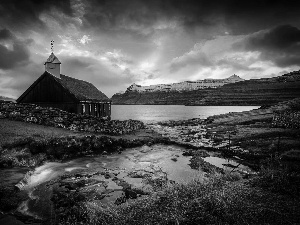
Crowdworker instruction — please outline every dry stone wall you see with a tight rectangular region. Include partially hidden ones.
[0,101,145,135]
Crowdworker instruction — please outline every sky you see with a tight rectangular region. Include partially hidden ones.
[1,0,300,98]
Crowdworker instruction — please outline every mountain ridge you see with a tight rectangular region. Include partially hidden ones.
[112,71,300,105]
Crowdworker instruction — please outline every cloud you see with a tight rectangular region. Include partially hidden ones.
[0,28,13,40]
[59,55,135,97]
[170,51,212,73]
[238,25,300,67]
[0,29,31,70]
[0,0,72,31]
[78,35,91,45]
[80,0,300,37]
[1,0,300,98]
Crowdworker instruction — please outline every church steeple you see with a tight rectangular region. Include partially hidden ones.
[44,40,61,77]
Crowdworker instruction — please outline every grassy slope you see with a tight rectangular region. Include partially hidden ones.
[0,119,162,148]
[0,119,86,147]
[206,98,300,156]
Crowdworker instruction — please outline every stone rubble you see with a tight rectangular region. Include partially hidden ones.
[148,119,250,155]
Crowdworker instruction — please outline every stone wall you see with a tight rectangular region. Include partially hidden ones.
[272,110,300,129]
[0,101,145,135]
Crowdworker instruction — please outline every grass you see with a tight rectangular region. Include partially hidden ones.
[0,119,165,168]
[0,119,162,148]
[0,119,83,147]
[52,172,300,225]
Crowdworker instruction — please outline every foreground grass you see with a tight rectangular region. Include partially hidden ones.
[0,119,84,147]
[0,119,162,147]
[52,171,300,225]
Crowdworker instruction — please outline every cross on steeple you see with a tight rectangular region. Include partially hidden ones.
[51,40,54,53]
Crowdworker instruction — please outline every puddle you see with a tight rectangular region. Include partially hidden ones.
[204,156,252,173]
[0,168,30,186]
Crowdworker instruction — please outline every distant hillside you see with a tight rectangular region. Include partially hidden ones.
[111,70,300,105]
[0,96,16,102]
[124,74,244,93]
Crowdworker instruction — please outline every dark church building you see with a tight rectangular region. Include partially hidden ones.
[17,53,111,118]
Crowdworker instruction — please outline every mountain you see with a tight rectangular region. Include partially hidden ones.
[111,71,300,106]
[124,74,244,93]
[0,96,16,102]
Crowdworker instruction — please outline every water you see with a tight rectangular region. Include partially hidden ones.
[204,156,252,173]
[12,145,205,218]
[19,145,203,190]
[111,105,260,123]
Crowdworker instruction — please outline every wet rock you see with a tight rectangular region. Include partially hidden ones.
[182,150,194,156]
[115,195,126,205]
[104,173,111,179]
[15,171,34,190]
[189,155,223,174]
[102,151,108,155]
[128,170,152,178]
[124,188,137,199]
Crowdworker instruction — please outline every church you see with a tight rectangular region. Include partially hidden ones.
[17,51,111,118]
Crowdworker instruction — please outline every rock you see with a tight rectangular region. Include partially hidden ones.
[104,173,111,179]
[115,195,126,205]
[182,150,194,156]
[124,188,137,199]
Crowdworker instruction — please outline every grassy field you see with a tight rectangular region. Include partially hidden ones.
[0,119,162,147]
[0,119,83,147]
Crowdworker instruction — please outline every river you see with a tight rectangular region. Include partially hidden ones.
[111,105,260,122]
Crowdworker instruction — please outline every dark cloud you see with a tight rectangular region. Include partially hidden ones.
[0,29,30,69]
[81,0,300,36]
[241,25,300,67]
[0,28,13,40]
[1,0,300,38]
[247,25,300,51]
[0,0,72,31]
